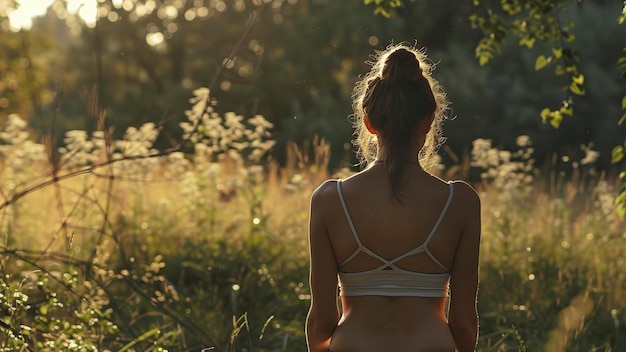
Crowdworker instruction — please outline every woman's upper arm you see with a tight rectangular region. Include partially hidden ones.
[449,182,481,316]
[308,181,340,320]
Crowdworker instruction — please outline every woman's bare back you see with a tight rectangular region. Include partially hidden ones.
[322,166,474,351]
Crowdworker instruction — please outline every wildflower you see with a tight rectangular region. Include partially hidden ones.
[486,149,499,167]
[227,148,242,161]
[167,152,190,175]
[189,87,210,104]
[248,165,264,177]
[472,138,492,150]
[92,130,106,149]
[0,114,28,144]
[139,122,159,145]
[516,135,531,147]
[180,171,199,199]
[580,144,600,165]
[248,114,274,136]
[230,141,249,151]
[205,162,221,178]
[63,130,88,146]
[498,150,511,164]
[224,112,244,128]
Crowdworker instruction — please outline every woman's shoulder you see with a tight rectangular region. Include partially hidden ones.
[448,179,481,208]
[428,175,478,198]
[311,179,340,204]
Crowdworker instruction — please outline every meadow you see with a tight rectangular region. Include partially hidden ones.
[0,89,625,351]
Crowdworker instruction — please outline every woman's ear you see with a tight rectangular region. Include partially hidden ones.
[364,115,377,135]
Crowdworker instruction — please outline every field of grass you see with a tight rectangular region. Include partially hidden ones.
[1,91,625,351]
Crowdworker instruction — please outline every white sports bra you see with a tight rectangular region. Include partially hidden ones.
[336,180,454,297]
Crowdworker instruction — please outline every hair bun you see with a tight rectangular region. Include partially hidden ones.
[382,48,422,82]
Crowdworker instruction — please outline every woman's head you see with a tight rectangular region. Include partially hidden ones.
[352,43,449,198]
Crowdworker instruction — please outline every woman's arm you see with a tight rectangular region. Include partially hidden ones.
[306,181,340,352]
[448,182,481,352]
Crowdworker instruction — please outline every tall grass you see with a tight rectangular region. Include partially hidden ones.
[0,90,624,351]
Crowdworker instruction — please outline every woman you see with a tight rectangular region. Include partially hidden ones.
[306,44,481,352]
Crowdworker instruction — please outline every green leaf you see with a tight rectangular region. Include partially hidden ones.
[572,74,584,85]
[519,35,535,49]
[612,145,624,164]
[560,105,573,116]
[535,55,550,70]
[569,82,585,96]
[555,65,565,75]
[615,191,626,218]
[549,111,563,128]
[373,7,391,17]
[540,108,563,128]
[479,54,490,66]
[552,47,563,59]
[622,95,626,109]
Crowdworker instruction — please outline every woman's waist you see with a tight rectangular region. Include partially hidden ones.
[331,311,454,352]
[340,296,447,326]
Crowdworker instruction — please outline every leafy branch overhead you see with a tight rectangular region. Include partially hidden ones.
[469,0,585,129]
[363,0,403,18]
[611,2,626,217]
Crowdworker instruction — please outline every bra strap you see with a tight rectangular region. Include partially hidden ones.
[337,180,363,266]
[422,182,454,246]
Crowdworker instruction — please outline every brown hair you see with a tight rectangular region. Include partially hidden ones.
[352,43,449,199]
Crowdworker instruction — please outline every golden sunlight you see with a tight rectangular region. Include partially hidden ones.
[7,0,97,31]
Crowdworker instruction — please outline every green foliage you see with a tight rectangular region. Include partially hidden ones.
[0,270,118,351]
[470,0,584,127]
[467,0,626,217]
[614,7,626,217]
[539,101,573,129]
[0,29,55,122]
[613,139,626,217]
[364,0,403,17]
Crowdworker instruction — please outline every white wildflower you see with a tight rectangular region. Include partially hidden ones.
[167,152,190,175]
[486,149,499,167]
[498,150,511,163]
[190,87,210,104]
[580,144,600,165]
[516,135,531,147]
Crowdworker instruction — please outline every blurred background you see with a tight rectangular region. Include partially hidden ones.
[0,0,624,174]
